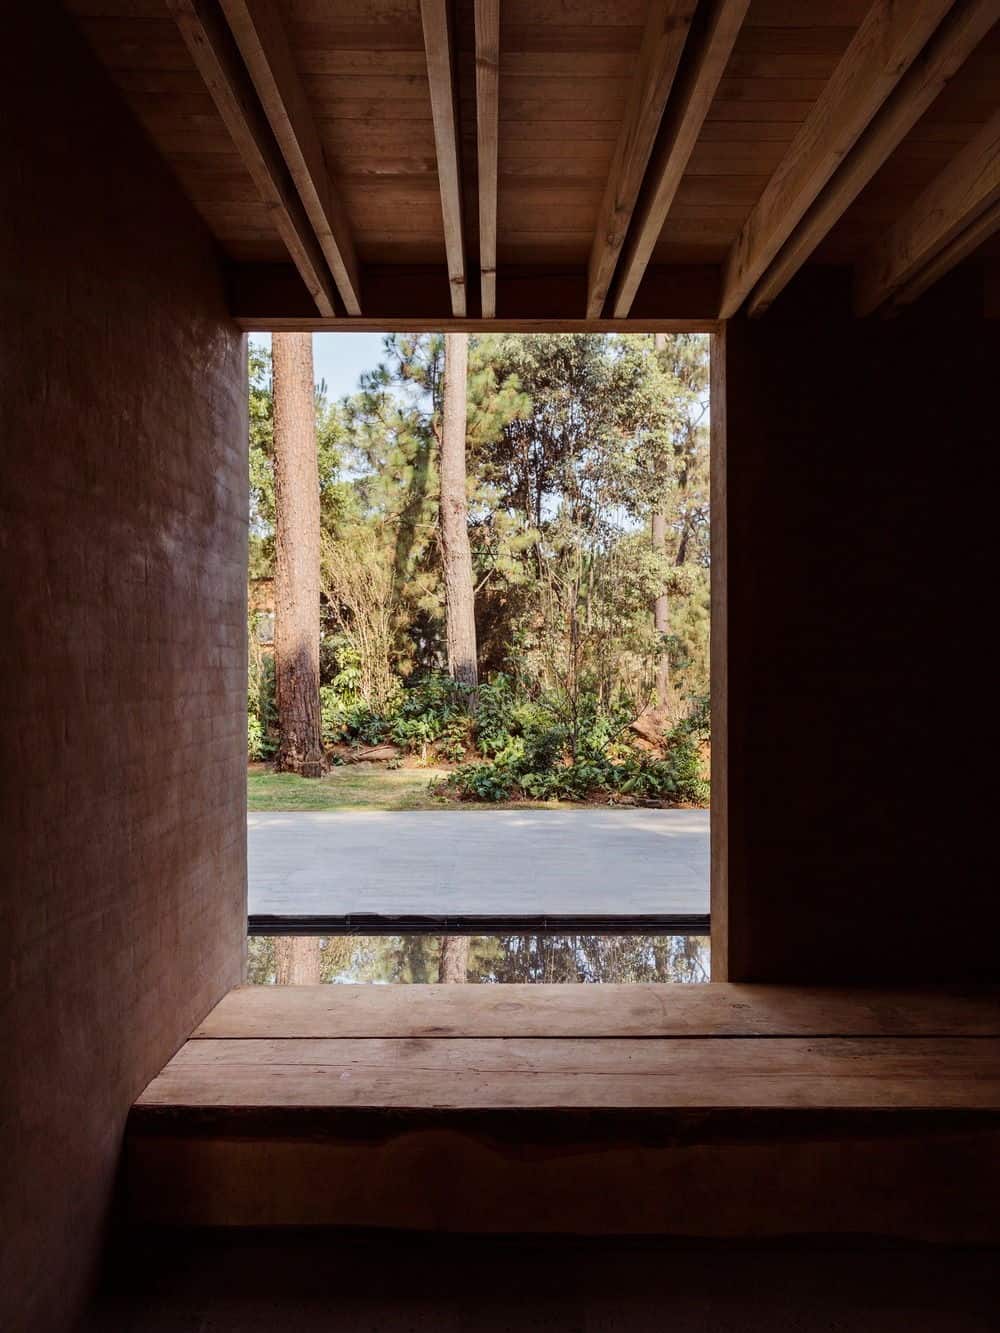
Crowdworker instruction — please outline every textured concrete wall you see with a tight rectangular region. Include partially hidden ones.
[717,269,997,983]
[0,6,247,1330]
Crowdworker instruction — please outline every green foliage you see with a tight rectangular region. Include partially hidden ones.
[389,674,474,760]
[439,675,709,806]
[444,727,708,807]
[319,639,385,745]
[248,332,712,773]
[475,674,559,762]
[321,669,474,760]
[247,647,277,760]
[447,760,519,802]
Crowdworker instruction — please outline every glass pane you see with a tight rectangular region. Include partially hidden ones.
[248,934,709,985]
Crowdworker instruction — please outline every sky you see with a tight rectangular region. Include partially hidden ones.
[250,331,387,402]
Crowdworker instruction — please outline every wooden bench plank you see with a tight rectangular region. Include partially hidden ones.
[137,1035,1000,1109]
[192,983,1000,1039]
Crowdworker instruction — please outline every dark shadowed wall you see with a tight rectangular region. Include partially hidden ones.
[715,269,997,983]
[0,6,247,1330]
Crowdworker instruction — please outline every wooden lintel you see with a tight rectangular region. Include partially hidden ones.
[586,0,698,320]
[474,0,500,319]
[749,0,999,317]
[420,0,467,317]
[219,0,362,315]
[613,0,751,319]
[166,0,338,317]
[718,0,959,319]
[226,263,721,331]
[854,106,1000,316]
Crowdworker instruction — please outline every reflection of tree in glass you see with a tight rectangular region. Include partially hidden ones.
[247,934,708,985]
[470,934,708,983]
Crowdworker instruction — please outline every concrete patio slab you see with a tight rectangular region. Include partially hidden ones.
[247,809,709,918]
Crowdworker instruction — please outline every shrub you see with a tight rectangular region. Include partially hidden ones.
[247,712,265,761]
[248,652,278,759]
[441,688,709,806]
[320,640,400,747]
[387,673,473,759]
[446,760,519,802]
[297,662,709,804]
[443,746,707,806]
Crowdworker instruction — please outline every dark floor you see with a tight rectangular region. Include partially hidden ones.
[84,1229,999,1332]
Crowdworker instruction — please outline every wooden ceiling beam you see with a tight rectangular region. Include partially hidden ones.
[420,0,467,318]
[749,0,998,317]
[167,0,339,318]
[718,0,960,319]
[474,0,500,319]
[854,107,1000,316]
[889,198,1000,311]
[586,0,698,320]
[612,0,750,319]
[219,0,362,316]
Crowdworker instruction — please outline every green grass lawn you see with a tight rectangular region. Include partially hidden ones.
[246,763,590,812]
[248,764,452,811]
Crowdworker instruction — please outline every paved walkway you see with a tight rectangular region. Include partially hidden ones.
[248,809,709,918]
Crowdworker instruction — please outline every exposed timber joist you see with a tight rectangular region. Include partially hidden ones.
[612,0,750,319]
[219,0,362,315]
[888,199,1000,311]
[854,106,1000,315]
[749,0,999,317]
[474,0,500,319]
[586,0,698,320]
[718,0,960,319]
[167,0,339,318]
[420,0,467,317]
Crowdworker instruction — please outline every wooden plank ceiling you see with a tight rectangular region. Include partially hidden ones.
[66,0,1000,326]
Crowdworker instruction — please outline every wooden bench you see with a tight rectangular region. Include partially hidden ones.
[128,984,1000,1240]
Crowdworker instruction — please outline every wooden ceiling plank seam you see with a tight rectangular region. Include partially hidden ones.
[420,0,467,317]
[854,105,1000,314]
[748,0,1000,316]
[586,0,699,319]
[612,0,751,318]
[717,0,961,319]
[474,0,500,318]
[218,0,363,315]
[166,0,338,317]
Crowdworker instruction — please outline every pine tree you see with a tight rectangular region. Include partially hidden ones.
[439,332,478,692]
[652,332,671,714]
[272,333,324,777]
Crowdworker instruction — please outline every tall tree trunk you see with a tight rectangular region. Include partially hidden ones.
[272,332,325,776]
[652,332,670,714]
[652,510,670,711]
[274,935,323,984]
[439,935,470,983]
[439,333,478,691]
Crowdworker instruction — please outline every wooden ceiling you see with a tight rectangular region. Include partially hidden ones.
[66,0,1000,327]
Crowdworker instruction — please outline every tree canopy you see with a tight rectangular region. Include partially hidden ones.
[248,331,710,804]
